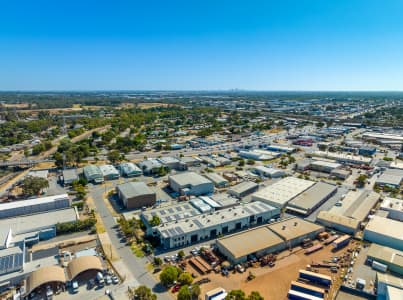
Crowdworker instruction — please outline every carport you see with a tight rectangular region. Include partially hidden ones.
[67,256,104,282]
[26,265,66,296]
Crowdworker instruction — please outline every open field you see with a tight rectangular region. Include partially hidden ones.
[137,102,174,109]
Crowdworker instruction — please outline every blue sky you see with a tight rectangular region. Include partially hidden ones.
[1,0,403,90]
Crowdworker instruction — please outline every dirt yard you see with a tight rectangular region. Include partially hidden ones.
[184,243,351,300]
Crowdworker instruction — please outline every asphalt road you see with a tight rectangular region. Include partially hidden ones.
[89,185,172,300]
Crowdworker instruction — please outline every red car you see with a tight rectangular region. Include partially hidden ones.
[171,284,181,293]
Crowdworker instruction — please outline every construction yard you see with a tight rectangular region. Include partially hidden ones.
[177,240,356,300]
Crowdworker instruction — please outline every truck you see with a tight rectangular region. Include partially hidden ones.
[288,289,324,300]
[290,281,325,298]
[304,244,323,255]
[332,235,350,250]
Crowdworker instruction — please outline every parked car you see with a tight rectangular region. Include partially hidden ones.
[105,275,112,285]
[171,284,181,293]
[112,275,119,284]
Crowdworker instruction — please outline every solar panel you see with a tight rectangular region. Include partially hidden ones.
[168,208,174,214]
[243,207,254,215]
[251,204,263,213]
[160,210,166,215]
[174,214,181,220]
[166,216,172,222]
[168,228,177,237]
[176,206,183,212]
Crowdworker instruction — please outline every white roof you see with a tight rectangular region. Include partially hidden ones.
[99,164,119,176]
[252,177,315,207]
[365,216,403,240]
[380,197,403,213]
[0,194,69,211]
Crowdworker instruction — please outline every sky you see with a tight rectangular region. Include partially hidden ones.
[1,0,403,91]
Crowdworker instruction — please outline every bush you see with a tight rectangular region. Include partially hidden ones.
[56,218,96,235]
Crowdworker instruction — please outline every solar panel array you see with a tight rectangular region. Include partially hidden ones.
[0,252,23,275]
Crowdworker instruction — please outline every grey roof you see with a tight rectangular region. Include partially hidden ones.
[169,172,213,187]
[138,159,162,170]
[229,181,259,194]
[63,169,79,181]
[83,165,102,177]
[142,202,201,225]
[116,182,154,198]
[203,173,228,185]
[287,182,337,212]
[376,168,403,186]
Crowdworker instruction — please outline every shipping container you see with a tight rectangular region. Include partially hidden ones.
[290,281,325,298]
[323,235,339,245]
[288,289,323,300]
[299,270,332,287]
[332,235,350,249]
[305,244,324,255]
[372,261,387,273]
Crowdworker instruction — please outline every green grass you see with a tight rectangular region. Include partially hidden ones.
[130,243,145,258]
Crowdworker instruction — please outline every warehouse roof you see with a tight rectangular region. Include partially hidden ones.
[380,197,403,212]
[310,151,372,164]
[365,216,403,241]
[252,177,315,207]
[26,265,66,294]
[328,189,379,222]
[0,208,77,236]
[62,169,79,181]
[228,181,259,194]
[169,172,212,187]
[204,173,228,185]
[310,160,342,169]
[0,194,69,211]
[118,162,142,174]
[287,182,337,212]
[158,156,180,164]
[376,169,403,186]
[316,211,360,231]
[27,170,49,179]
[116,182,154,198]
[99,164,119,176]
[367,244,403,270]
[158,202,279,238]
[217,226,284,259]
[83,165,102,176]
[376,273,403,290]
[142,202,201,225]
[268,218,323,241]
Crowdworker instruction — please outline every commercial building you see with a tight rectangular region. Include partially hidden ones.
[0,208,77,249]
[203,173,229,188]
[380,197,403,221]
[308,151,372,165]
[158,156,187,170]
[0,194,70,219]
[83,165,104,184]
[216,218,324,264]
[138,159,163,175]
[375,169,403,188]
[309,160,342,173]
[364,216,403,251]
[118,162,142,177]
[267,218,324,248]
[228,181,259,199]
[180,156,201,167]
[330,168,351,180]
[362,132,403,144]
[99,164,120,180]
[116,182,156,209]
[316,189,379,234]
[376,273,403,299]
[169,172,214,196]
[156,201,280,249]
[27,170,48,180]
[286,182,337,216]
[62,169,79,186]
[251,177,315,208]
[367,244,403,275]
[239,149,280,161]
[140,202,201,235]
[252,166,285,178]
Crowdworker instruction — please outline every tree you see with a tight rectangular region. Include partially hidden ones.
[153,257,163,266]
[177,286,191,300]
[149,215,161,227]
[238,159,245,167]
[178,250,185,260]
[247,291,264,300]
[178,272,193,285]
[21,176,49,196]
[159,266,179,286]
[246,159,255,165]
[226,290,246,300]
[134,285,157,300]
[190,284,201,300]
[108,149,123,164]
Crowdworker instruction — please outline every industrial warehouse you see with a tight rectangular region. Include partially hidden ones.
[116,181,156,209]
[0,194,70,219]
[216,218,324,264]
[228,181,259,199]
[169,172,214,196]
[286,182,337,216]
[363,216,403,251]
[251,177,315,208]
[317,189,380,234]
[156,201,280,249]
